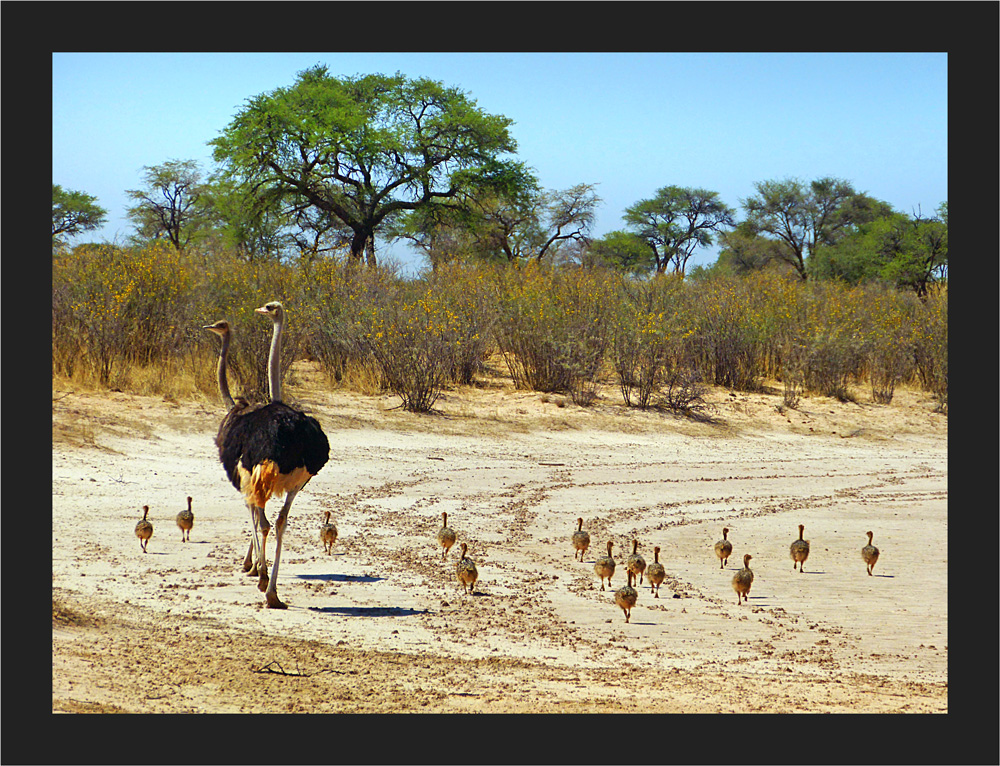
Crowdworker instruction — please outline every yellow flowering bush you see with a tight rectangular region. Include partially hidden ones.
[358,282,470,412]
[52,242,946,413]
[53,243,191,386]
[493,263,615,405]
[913,284,947,412]
[610,273,688,408]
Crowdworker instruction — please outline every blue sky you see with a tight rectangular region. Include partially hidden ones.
[52,52,947,273]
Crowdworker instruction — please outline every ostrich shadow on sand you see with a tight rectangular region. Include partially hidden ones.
[308,605,429,617]
[296,573,383,584]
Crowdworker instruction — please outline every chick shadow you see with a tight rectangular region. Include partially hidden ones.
[296,573,383,584]
[308,605,429,617]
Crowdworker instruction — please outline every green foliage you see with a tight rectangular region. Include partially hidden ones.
[712,221,794,277]
[811,209,948,296]
[52,184,107,247]
[623,186,736,275]
[202,174,293,262]
[740,177,892,280]
[589,230,656,276]
[211,66,518,265]
[125,159,214,252]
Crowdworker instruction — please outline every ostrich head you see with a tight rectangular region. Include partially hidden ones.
[203,319,231,338]
[255,301,284,322]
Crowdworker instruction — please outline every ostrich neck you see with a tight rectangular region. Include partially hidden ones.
[217,333,236,410]
[268,315,283,402]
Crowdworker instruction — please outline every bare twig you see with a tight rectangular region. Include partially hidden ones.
[250,660,345,678]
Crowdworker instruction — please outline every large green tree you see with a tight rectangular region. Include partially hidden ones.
[740,177,893,280]
[52,184,107,246]
[623,186,736,276]
[210,66,518,267]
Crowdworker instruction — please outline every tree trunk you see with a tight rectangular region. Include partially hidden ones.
[349,229,375,266]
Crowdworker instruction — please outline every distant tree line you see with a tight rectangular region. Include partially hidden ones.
[54,66,947,297]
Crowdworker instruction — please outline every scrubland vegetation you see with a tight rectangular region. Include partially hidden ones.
[52,244,947,416]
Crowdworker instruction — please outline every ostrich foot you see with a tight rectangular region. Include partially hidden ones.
[266,591,287,609]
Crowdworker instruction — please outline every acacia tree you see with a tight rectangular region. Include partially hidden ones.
[811,204,948,296]
[714,221,795,275]
[52,184,107,246]
[533,183,602,262]
[623,186,736,276]
[588,230,656,275]
[740,177,893,280]
[390,167,599,267]
[458,181,600,264]
[210,66,518,267]
[126,159,212,251]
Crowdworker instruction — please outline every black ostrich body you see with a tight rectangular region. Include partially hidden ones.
[217,400,329,506]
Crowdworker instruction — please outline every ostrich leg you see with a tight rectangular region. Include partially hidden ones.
[244,507,271,576]
[264,489,300,609]
[246,505,271,592]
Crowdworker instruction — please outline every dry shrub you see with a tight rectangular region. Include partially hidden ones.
[610,274,686,409]
[297,258,395,388]
[493,263,613,405]
[913,284,947,413]
[779,341,807,409]
[686,273,775,392]
[424,263,498,385]
[859,287,919,405]
[358,284,471,412]
[660,362,711,417]
[52,243,193,387]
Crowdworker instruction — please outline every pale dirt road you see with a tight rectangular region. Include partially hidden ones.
[52,368,949,721]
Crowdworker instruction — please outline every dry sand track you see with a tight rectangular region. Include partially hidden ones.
[53,367,949,724]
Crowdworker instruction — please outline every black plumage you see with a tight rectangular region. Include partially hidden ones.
[217,401,329,493]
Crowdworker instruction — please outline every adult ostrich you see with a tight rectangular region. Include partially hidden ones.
[204,319,268,576]
[206,303,330,609]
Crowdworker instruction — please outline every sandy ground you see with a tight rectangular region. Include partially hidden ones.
[52,363,948,716]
